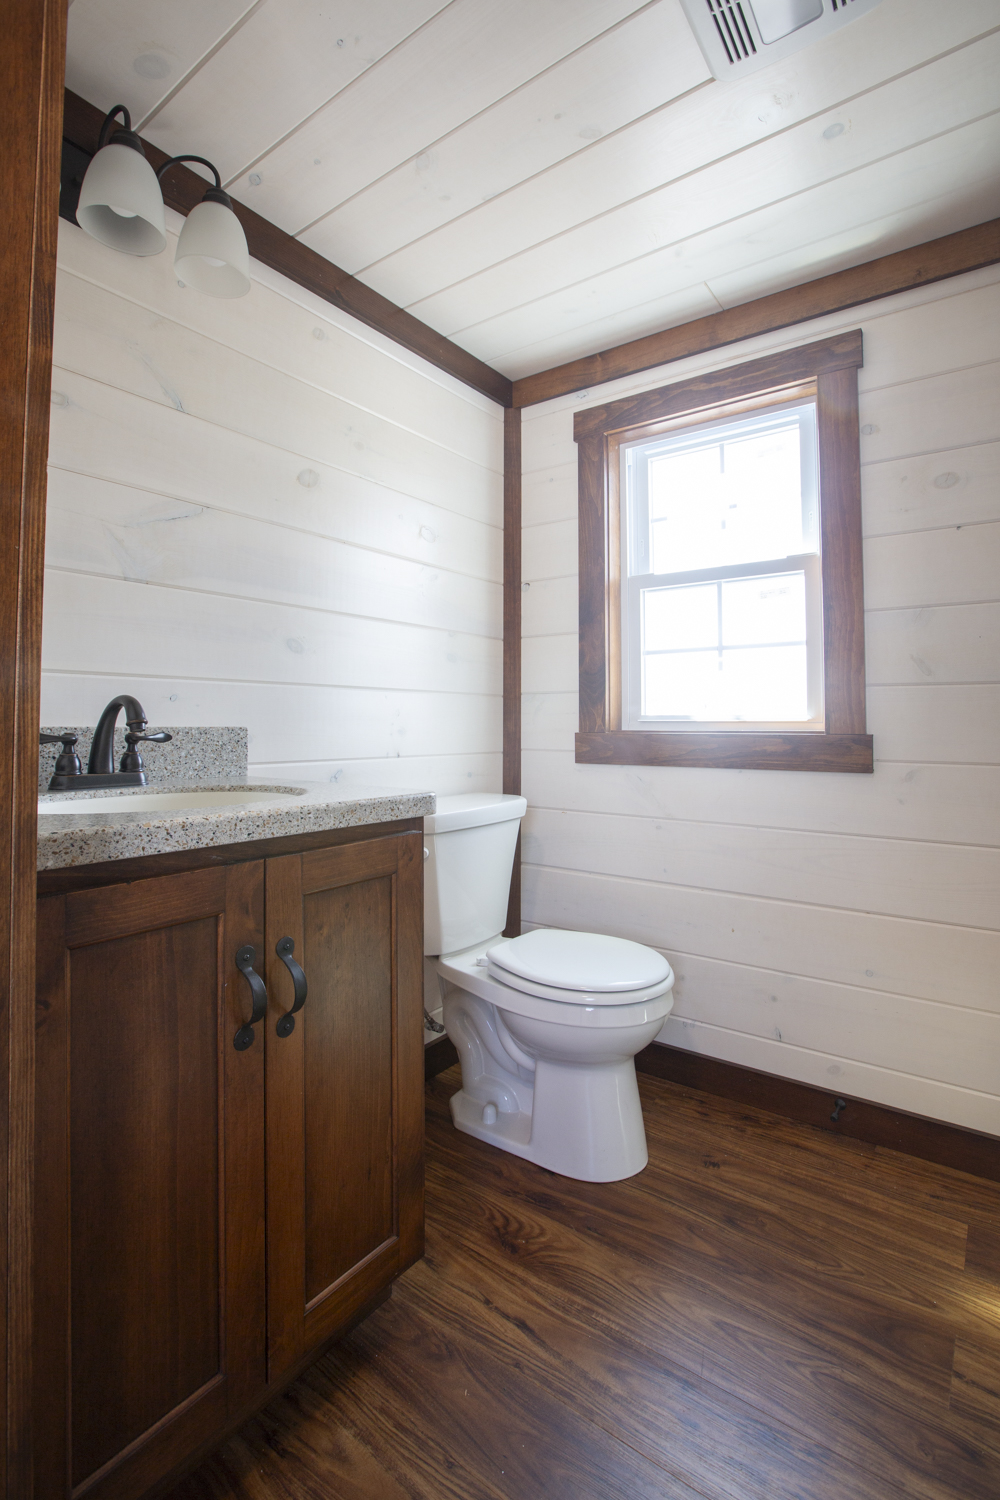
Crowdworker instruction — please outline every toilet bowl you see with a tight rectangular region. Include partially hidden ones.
[425,796,674,1182]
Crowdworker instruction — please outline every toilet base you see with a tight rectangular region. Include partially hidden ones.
[442,985,660,1182]
[448,1055,649,1181]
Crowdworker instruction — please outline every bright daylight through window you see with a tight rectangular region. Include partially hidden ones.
[622,401,823,731]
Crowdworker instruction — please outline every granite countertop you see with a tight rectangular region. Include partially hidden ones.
[37,779,435,870]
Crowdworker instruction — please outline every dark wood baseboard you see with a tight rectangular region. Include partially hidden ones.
[425,1035,458,1080]
[636,1043,999,1184]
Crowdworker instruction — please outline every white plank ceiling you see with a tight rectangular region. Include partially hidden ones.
[65,0,1000,381]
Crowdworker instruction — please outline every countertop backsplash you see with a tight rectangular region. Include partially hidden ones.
[39,726,248,792]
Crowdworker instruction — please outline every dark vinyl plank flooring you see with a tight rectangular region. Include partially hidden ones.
[168,1066,1000,1500]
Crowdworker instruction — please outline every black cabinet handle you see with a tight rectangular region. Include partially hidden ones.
[233,944,267,1051]
[275,936,308,1038]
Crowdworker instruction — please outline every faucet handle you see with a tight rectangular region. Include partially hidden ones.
[120,729,173,775]
[40,732,82,778]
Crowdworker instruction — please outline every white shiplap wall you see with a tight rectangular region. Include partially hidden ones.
[43,214,504,792]
[65,0,1000,379]
[520,266,1000,1136]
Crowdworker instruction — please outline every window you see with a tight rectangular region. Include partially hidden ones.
[574,332,872,772]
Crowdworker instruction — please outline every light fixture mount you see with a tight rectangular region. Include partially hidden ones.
[98,103,145,155]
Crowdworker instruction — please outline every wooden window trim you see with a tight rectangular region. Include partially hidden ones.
[574,332,873,773]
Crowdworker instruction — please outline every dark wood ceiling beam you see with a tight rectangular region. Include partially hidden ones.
[512,218,1000,408]
[60,89,513,410]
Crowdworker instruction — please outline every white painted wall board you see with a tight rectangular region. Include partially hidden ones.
[519,863,999,1009]
[521,750,1000,848]
[655,1014,1000,1136]
[396,28,1000,324]
[521,576,578,639]
[522,463,578,526]
[303,1,709,273]
[866,604,1000,687]
[226,0,649,233]
[50,276,504,513]
[65,0,256,123]
[520,807,1000,929]
[141,0,447,182]
[45,474,501,641]
[867,686,1000,765]
[859,362,1000,466]
[46,438,501,588]
[43,572,501,698]
[44,221,501,798]
[864,522,1000,611]
[861,443,1000,538]
[660,953,1000,1098]
[523,518,578,584]
[250,752,502,797]
[48,370,502,532]
[41,672,501,765]
[521,635,578,697]
[56,224,503,470]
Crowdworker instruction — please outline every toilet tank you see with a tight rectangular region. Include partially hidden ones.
[424,793,527,957]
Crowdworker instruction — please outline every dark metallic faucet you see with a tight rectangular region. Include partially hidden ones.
[42,695,172,791]
[88,695,157,775]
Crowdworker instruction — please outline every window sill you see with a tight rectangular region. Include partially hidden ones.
[575,731,874,773]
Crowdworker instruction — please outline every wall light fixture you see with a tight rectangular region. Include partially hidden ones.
[76,106,250,298]
[76,106,166,255]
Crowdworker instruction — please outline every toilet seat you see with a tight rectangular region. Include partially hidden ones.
[438,941,673,1030]
[486,959,673,1009]
[488,928,671,994]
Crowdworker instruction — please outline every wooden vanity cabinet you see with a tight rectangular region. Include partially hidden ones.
[34,824,424,1500]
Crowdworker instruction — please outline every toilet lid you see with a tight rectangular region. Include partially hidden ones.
[487,928,671,994]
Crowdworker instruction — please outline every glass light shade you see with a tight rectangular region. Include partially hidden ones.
[174,200,250,297]
[77,142,167,255]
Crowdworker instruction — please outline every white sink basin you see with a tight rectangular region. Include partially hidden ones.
[38,789,304,816]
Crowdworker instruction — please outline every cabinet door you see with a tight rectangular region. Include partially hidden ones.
[264,832,424,1380]
[34,863,267,1500]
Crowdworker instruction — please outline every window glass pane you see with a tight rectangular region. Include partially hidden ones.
[643,405,815,575]
[640,571,809,722]
[643,582,717,651]
[643,644,809,722]
[722,572,805,646]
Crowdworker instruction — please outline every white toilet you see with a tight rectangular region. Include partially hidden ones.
[424,792,674,1182]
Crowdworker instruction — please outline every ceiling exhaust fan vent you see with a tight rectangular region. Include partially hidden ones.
[682,0,884,80]
[705,1,757,65]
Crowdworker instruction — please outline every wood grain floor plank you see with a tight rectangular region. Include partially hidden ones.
[644,1077,1000,1221]
[169,1064,1000,1500]
[425,1103,972,1400]
[406,1223,909,1500]
[950,1337,1000,1430]
[965,1215,1000,1283]
[424,1078,999,1500]
[639,1089,971,1271]
[313,1295,709,1500]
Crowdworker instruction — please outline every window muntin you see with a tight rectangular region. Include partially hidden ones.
[622,399,823,731]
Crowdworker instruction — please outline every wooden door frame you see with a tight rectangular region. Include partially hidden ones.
[1,1,66,1490]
